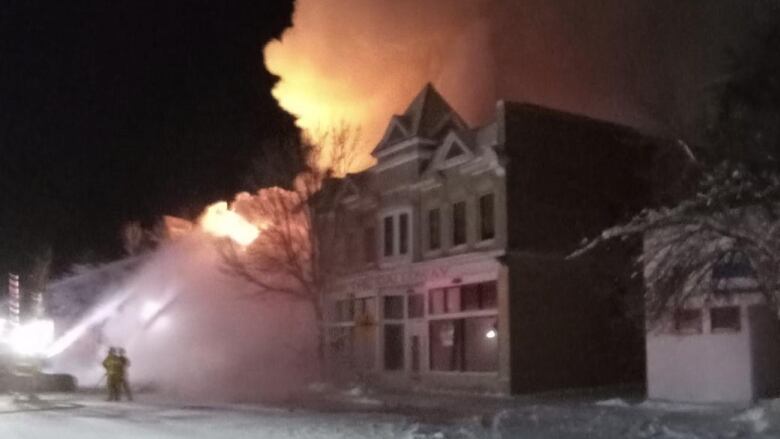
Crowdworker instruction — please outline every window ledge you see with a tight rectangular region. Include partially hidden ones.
[710,328,741,334]
[423,249,443,259]
[474,238,496,249]
[449,244,469,254]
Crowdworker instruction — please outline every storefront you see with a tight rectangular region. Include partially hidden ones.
[324,253,509,392]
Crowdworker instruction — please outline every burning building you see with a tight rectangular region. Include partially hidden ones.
[316,84,691,394]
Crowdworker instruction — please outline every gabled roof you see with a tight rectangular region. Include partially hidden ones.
[372,83,467,156]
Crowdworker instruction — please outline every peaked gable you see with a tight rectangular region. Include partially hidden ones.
[372,83,468,157]
[378,116,410,147]
[431,131,475,169]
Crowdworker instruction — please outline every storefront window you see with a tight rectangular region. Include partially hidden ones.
[464,317,498,371]
[429,319,462,371]
[430,282,496,314]
[329,327,353,356]
[429,317,498,372]
[355,297,376,322]
[429,288,446,315]
[445,287,461,313]
[335,299,354,322]
[408,294,425,318]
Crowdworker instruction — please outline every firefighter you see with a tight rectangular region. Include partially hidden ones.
[102,347,122,401]
[116,348,133,401]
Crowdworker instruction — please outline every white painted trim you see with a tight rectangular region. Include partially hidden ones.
[435,132,474,170]
[374,137,436,160]
[371,148,434,174]
[376,117,410,150]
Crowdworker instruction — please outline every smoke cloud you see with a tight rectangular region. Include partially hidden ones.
[265,0,765,165]
[49,233,318,402]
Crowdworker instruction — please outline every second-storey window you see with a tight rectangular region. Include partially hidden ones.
[452,201,467,246]
[479,193,495,241]
[383,216,394,256]
[363,227,376,263]
[399,213,409,255]
[428,208,441,250]
[381,211,412,259]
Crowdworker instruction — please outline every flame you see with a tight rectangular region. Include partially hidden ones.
[199,201,261,246]
[261,0,490,169]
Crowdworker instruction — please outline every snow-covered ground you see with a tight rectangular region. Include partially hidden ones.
[1,390,779,438]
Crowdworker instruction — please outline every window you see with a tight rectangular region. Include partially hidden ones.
[383,216,394,256]
[461,282,498,311]
[452,201,467,246]
[363,227,376,263]
[354,297,376,322]
[673,309,703,334]
[428,208,441,250]
[429,317,497,372]
[445,287,461,313]
[712,251,753,279]
[429,287,461,314]
[408,294,425,318]
[383,296,404,320]
[399,213,409,255]
[479,194,495,241]
[345,233,358,266]
[430,319,461,371]
[335,299,354,322]
[711,306,740,332]
[328,327,353,356]
[381,211,412,258]
[384,324,404,370]
[463,317,498,372]
[430,282,496,314]
[429,288,446,315]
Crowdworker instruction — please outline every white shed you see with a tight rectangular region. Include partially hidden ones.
[646,251,780,403]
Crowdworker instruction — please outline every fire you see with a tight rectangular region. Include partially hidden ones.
[199,201,261,246]
[261,0,488,169]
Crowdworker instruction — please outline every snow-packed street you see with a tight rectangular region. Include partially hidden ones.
[0,393,417,439]
[2,389,780,439]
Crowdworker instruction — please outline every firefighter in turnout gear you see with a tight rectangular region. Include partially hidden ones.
[102,347,123,401]
[116,348,133,401]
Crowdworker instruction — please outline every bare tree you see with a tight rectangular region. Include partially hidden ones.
[219,125,361,364]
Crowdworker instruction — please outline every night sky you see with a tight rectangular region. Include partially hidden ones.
[0,1,297,275]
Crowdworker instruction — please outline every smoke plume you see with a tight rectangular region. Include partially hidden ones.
[49,232,318,402]
[265,0,765,165]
